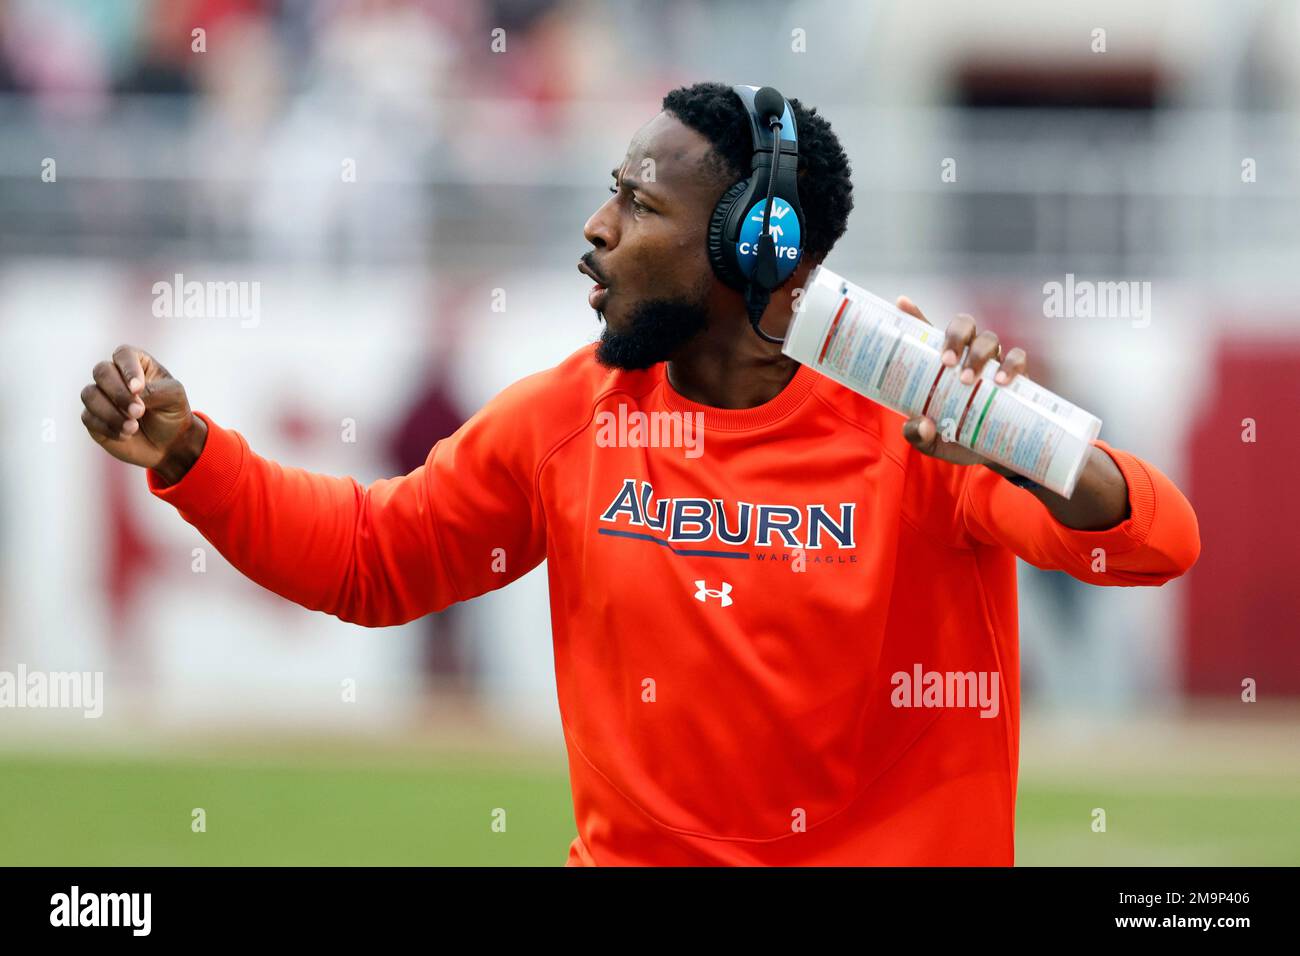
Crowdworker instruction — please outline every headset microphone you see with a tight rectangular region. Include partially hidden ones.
[706,84,805,346]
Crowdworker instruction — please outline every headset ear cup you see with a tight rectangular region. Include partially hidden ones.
[707,179,753,291]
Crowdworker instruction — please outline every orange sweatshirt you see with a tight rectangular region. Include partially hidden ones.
[148,343,1200,865]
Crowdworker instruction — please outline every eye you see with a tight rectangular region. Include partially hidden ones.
[609,182,651,215]
[605,176,650,214]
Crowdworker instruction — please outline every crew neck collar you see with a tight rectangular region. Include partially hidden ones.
[656,359,819,431]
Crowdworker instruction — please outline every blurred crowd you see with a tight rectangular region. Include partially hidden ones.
[0,0,654,106]
[0,0,702,264]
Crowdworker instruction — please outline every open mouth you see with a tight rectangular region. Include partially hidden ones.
[578,259,610,310]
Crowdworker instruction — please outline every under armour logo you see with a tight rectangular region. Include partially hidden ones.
[694,580,733,607]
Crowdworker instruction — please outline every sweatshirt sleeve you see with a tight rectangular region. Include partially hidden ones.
[147,382,549,627]
[956,439,1201,586]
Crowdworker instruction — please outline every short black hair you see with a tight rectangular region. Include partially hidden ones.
[662,81,854,263]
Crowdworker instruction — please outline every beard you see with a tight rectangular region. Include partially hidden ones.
[594,290,711,371]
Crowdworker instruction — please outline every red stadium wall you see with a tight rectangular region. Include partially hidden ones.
[1183,339,1300,695]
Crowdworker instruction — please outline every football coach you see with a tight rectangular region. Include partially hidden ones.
[80,81,1200,865]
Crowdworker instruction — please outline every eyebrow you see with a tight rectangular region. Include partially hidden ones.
[610,166,665,205]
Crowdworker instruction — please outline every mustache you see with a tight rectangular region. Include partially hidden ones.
[581,253,611,286]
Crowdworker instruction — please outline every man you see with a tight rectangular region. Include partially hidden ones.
[80,82,1200,865]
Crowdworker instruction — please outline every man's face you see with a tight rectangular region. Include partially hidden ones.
[581,112,728,370]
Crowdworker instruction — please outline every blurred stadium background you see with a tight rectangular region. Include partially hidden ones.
[1,0,1297,865]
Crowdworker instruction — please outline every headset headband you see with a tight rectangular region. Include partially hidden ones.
[731,84,799,152]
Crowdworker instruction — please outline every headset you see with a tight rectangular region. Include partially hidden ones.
[706,84,805,345]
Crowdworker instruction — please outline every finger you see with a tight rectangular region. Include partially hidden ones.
[93,360,144,420]
[962,329,1001,384]
[902,415,937,453]
[896,295,931,326]
[995,347,1027,385]
[112,344,148,396]
[81,382,135,437]
[82,407,122,443]
[941,314,976,372]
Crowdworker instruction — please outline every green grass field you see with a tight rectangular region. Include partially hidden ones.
[2,747,1297,865]
[0,751,576,866]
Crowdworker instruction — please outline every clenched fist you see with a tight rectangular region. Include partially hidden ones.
[80,345,207,486]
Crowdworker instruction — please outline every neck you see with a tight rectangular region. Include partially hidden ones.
[666,318,799,409]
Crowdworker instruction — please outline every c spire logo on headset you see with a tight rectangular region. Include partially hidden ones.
[737,197,803,266]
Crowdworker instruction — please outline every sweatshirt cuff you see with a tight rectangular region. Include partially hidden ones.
[146,411,246,517]
[1046,439,1157,554]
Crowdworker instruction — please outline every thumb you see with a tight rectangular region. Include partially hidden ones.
[896,295,932,327]
[902,415,939,454]
[139,375,185,410]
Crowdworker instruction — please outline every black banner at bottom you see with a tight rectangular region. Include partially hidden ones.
[0,866,1282,942]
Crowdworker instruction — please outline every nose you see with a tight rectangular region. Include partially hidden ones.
[583,193,620,252]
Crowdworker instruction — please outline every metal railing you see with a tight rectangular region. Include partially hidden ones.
[2,97,1298,281]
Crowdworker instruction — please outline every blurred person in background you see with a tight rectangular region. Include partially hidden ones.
[115,0,203,96]
[388,295,470,697]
